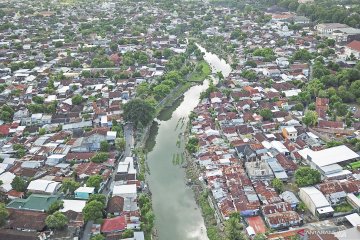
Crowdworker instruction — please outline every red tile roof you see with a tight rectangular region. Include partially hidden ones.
[101,216,126,233]
[347,40,360,52]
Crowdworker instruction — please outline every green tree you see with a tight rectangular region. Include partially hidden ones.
[86,175,103,191]
[91,234,105,240]
[123,99,155,128]
[91,152,109,163]
[186,137,199,153]
[88,194,106,206]
[72,94,84,105]
[100,141,110,152]
[303,110,318,127]
[47,200,64,214]
[82,200,104,222]
[295,167,321,187]
[153,84,171,100]
[115,138,126,151]
[225,216,245,240]
[61,179,80,194]
[122,229,134,238]
[32,96,44,104]
[254,234,267,240]
[11,176,27,192]
[271,178,284,193]
[46,211,68,229]
[39,128,46,135]
[0,203,9,226]
[260,109,273,121]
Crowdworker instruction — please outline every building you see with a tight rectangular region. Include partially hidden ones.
[345,40,360,59]
[316,23,349,35]
[282,126,297,141]
[298,145,358,179]
[112,184,137,199]
[101,215,127,234]
[74,187,95,200]
[299,187,334,218]
[27,179,61,195]
[6,194,60,212]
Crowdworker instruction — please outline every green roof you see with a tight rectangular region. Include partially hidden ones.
[6,194,60,212]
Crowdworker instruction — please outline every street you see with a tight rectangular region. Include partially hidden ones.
[81,123,134,240]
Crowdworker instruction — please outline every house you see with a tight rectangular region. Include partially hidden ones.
[6,194,60,212]
[27,179,61,195]
[316,23,349,35]
[318,120,344,129]
[264,211,302,229]
[280,191,299,209]
[74,186,95,200]
[282,126,297,141]
[107,196,124,216]
[7,209,47,231]
[101,215,127,234]
[299,187,334,218]
[345,40,360,59]
[112,184,137,199]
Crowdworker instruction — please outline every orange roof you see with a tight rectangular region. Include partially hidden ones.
[347,40,360,52]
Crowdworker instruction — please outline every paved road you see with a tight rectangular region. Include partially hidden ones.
[81,123,133,240]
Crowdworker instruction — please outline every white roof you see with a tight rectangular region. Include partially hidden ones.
[271,141,288,153]
[300,186,330,208]
[307,132,319,139]
[75,186,95,194]
[284,126,297,133]
[112,184,137,195]
[61,200,87,213]
[345,213,360,227]
[27,179,60,193]
[308,145,359,167]
[347,193,360,207]
[0,171,15,192]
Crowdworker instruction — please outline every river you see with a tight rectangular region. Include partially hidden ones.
[145,45,231,240]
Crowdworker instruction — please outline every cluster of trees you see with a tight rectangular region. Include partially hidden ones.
[91,55,114,68]
[240,70,257,81]
[86,175,103,192]
[186,137,199,153]
[230,29,247,41]
[0,105,14,122]
[252,48,275,62]
[12,144,26,159]
[11,176,27,192]
[153,48,173,59]
[268,0,360,28]
[123,99,156,128]
[259,109,273,121]
[295,167,321,187]
[61,179,80,195]
[122,51,149,66]
[9,61,36,72]
[27,101,58,114]
[91,152,110,163]
[138,194,155,236]
[82,194,106,222]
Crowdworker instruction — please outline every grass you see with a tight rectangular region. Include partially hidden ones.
[188,60,211,82]
[334,202,353,212]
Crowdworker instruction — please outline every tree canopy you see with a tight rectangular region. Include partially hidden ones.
[45,211,68,230]
[123,99,156,128]
[295,167,321,187]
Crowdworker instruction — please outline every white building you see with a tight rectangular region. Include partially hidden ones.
[299,187,334,218]
[27,179,61,194]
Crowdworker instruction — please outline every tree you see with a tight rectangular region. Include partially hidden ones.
[88,194,106,206]
[123,99,155,128]
[11,176,27,192]
[48,200,64,214]
[82,200,104,222]
[303,110,318,127]
[295,167,321,187]
[86,175,103,191]
[39,128,46,135]
[122,229,134,238]
[91,234,105,240]
[0,105,14,122]
[91,152,109,163]
[100,141,110,152]
[72,94,84,105]
[115,138,126,151]
[0,203,9,226]
[153,84,171,100]
[225,216,245,240]
[46,211,68,230]
[254,234,267,240]
[271,178,284,193]
[260,109,273,121]
[61,179,80,194]
[186,137,199,153]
